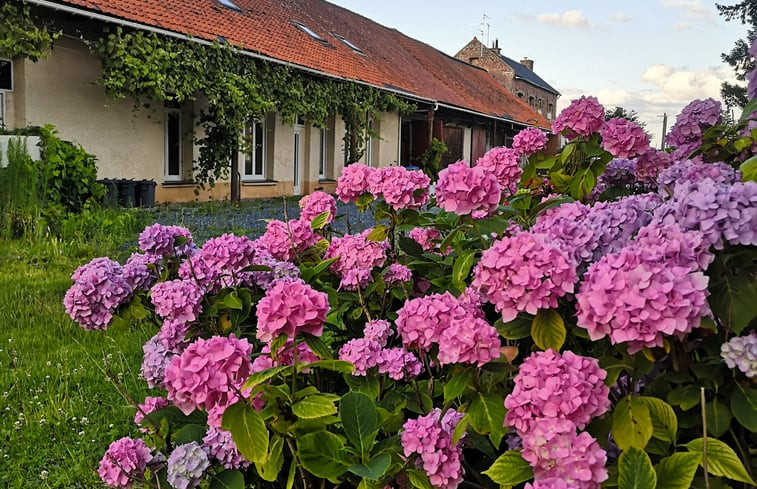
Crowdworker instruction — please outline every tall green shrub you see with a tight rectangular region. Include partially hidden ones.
[0,137,44,238]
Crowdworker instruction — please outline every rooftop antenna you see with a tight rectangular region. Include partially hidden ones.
[479,14,490,57]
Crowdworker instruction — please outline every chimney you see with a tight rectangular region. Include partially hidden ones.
[520,57,534,71]
[491,38,501,55]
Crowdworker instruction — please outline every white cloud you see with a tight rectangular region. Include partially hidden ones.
[536,10,595,30]
[673,21,691,31]
[661,0,716,24]
[609,12,632,23]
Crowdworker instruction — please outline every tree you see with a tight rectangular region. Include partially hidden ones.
[605,106,645,127]
[716,1,757,109]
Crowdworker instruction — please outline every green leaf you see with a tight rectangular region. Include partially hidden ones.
[310,211,331,230]
[348,453,391,480]
[242,365,292,390]
[407,469,435,489]
[286,459,296,489]
[399,236,425,257]
[654,452,701,489]
[730,384,757,431]
[443,368,472,402]
[209,469,245,489]
[667,385,700,411]
[292,394,339,419]
[301,359,355,373]
[221,402,269,464]
[496,316,531,340]
[708,253,757,334]
[223,291,243,310]
[256,434,284,482]
[297,431,348,481]
[301,333,334,359]
[365,225,388,242]
[451,414,470,445]
[531,309,566,351]
[174,424,207,445]
[685,437,755,485]
[639,396,677,443]
[705,398,732,438]
[344,374,380,400]
[451,250,476,291]
[740,155,757,183]
[468,393,506,448]
[739,97,757,121]
[355,193,374,209]
[341,392,378,458]
[618,446,656,489]
[612,395,653,451]
[482,449,533,486]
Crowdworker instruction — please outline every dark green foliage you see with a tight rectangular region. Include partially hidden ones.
[717,1,757,108]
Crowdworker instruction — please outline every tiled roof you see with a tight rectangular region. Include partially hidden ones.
[35,0,551,129]
[499,54,560,96]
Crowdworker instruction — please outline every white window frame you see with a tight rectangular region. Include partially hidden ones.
[318,127,327,179]
[241,118,266,181]
[0,92,6,130]
[164,108,183,181]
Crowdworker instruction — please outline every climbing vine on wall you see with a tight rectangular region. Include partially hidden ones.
[0,0,59,61]
[90,28,416,189]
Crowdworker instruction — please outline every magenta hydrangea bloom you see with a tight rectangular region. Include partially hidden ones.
[259,219,320,261]
[721,332,757,378]
[436,160,502,217]
[512,127,549,156]
[256,280,330,342]
[338,338,383,376]
[585,194,660,259]
[408,227,442,252]
[202,427,250,470]
[98,437,153,488]
[599,117,650,158]
[166,442,210,489]
[150,279,204,325]
[64,257,133,331]
[401,409,465,489]
[324,232,387,290]
[134,396,170,432]
[475,147,523,193]
[473,233,577,321]
[552,96,605,140]
[665,98,722,150]
[521,418,608,489]
[385,263,412,285]
[525,479,574,489]
[363,319,393,346]
[531,201,596,266]
[164,334,253,428]
[504,350,610,434]
[336,163,375,202]
[138,223,194,257]
[123,253,162,291]
[657,159,739,196]
[632,148,673,184]
[576,246,711,353]
[368,166,431,210]
[377,348,423,380]
[299,191,337,223]
[140,334,179,388]
[633,223,714,272]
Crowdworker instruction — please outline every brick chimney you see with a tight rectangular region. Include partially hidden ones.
[520,57,534,71]
[491,38,501,55]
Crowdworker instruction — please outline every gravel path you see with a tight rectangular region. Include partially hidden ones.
[143,197,376,244]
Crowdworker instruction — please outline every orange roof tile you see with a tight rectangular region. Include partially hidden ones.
[36,0,551,129]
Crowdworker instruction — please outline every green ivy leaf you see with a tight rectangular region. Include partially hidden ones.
[531,309,566,351]
[209,469,245,489]
[348,453,391,481]
[468,393,506,448]
[639,396,677,443]
[730,384,757,432]
[482,449,533,486]
[297,431,348,481]
[341,392,378,458]
[310,211,331,230]
[685,437,755,485]
[618,447,656,489]
[221,402,269,464]
[292,394,339,419]
[612,395,653,451]
[451,250,476,291]
[654,452,701,489]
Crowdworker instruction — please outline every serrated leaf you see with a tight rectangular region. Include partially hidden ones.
[341,392,378,458]
[686,437,755,485]
[730,384,757,431]
[451,250,476,291]
[297,431,348,481]
[365,225,388,242]
[242,365,292,390]
[310,211,331,230]
[531,309,566,351]
[618,446,656,489]
[705,398,732,438]
[443,368,472,402]
[468,393,506,448]
[740,155,757,183]
[174,424,207,445]
[224,291,243,310]
[612,395,653,451]
[655,452,701,489]
[221,402,269,464]
[209,469,245,489]
[256,435,284,482]
[301,333,333,359]
[639,396,677,443]
[348,453,391,480]
[399,236,425,257]
[667,385,700,411]
[300,359,355,373]
[292,394,338,419]
[496,316,532,340]
[708,253,757,334]
[482,449,533,486]
[408,469,435,489]
[451,414,470,445]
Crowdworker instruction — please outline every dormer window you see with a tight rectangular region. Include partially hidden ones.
[217,0,241,11]
[333,33,363,54]
[293,21,328,45]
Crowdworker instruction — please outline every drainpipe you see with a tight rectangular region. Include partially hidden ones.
[427,101,439,147]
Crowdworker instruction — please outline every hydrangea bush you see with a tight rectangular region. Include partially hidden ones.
[65,89,757,489]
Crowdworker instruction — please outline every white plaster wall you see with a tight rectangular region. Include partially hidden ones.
[0,136,41,166]
[375,111,400,167]
[463,126,472,163]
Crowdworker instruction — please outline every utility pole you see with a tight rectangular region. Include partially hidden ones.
[660,113,667,150]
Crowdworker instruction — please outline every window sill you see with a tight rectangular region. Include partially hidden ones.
[318,178,336,183]
[242,179,278,186]
[162,180,195,187]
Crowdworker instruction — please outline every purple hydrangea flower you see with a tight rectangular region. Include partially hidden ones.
[166,442,210,489]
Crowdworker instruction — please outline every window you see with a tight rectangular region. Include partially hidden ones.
[440,126,464,169]
[242,118,266,180]
[318,128,327,179]
[217,0,241,11]
[548,103,554,119]
[333,34,363,54]
[0,59,12,91]
[528,95,535,107]
[164,107,183,181]
[293,21,328,44]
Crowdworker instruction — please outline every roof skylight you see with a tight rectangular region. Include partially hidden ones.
[218,0,241,12]
[293,21,326,43]
[333,34,363,54]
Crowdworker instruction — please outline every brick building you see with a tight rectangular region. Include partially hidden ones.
[455,37,560,122]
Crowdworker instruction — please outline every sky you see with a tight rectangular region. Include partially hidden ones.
[326,0,747,146]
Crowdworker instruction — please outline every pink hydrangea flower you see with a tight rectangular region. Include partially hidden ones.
[98,437,153,488]
[552,96,605,140]
[436,160,501,217]
[402,409,465,489]
[599,117,650,159]
[665,98,722,151]
[64,257,133,331]
[256,280,330,342]
[525,479,574,489]
[164,334,253,428]
[202,427,250,470]
[338,338,383,375]
[633,223,714,272]
[473,233,577,321]
[512,127,549,156]
[134,396,170,433]
[324,232,387,290]
[634,148,674,184]
[376,348,422,380]
[408,227,442,252]
[657,159,739,196]
[385,263,412,285]
[504,350,610,434]
[336,163,375,202]
[721,332,757,378]
[363,319,393,346]
[368,166,430,210]
[140,334,180,388]
[475,147,523,193]
[521,418,608,489]
[259,219,320,261]
[299,191,337,223]
[123,253,162,291]
[576,245,711,353]
[150,280,204,324]
[138,223,194,257]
